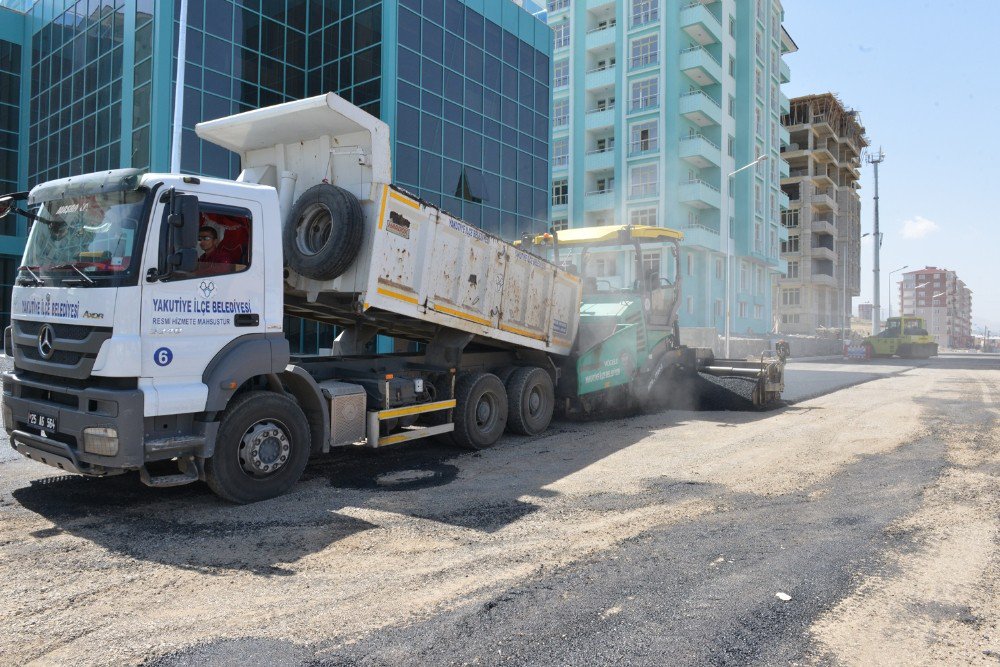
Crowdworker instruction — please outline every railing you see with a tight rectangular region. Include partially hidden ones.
[630,52,659,69]
[682,179,720,192]
[629,96,659,112]
[587,146,615,155]
[587,104,615,114]
[586,187,615,196]
[684,221,720,234]
[586,21,616,34]
[630,184,658,198]
[681,133,720,150]
[680,89,721,108]
[552,156,569,167]
[629,140,659,155]
[681,1,722,22]
[586,63,616,74]
[679,45,721,66]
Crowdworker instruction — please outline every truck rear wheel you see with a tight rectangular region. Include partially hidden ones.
[205,391,311,503]
[505,367,554,436]
[284,183,364,281]
[452,372,507,450]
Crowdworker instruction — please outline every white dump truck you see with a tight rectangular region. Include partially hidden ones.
[1,93,782,503]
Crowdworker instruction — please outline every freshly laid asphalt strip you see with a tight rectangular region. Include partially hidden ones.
[149,434,944,666]
[694,373,759,411]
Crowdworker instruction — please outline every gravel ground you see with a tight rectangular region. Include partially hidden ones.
[0,355,997,665]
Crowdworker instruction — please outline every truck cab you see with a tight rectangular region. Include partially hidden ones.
[1,168,292,495]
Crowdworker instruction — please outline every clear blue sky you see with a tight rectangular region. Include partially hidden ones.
[782,0,1000,332]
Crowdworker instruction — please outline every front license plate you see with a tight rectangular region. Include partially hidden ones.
[28,411,57,432]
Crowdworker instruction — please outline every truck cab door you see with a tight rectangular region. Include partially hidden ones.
[139,191,266,415]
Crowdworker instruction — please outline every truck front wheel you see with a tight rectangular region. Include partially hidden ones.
[205,391,311,503]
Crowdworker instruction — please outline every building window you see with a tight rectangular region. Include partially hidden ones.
[631,0,659,28]
[781,234,799,253]
[782,313,800,324]
[715,257,723,279]
[630,35,658,69]
[630,207,658,226]
[547,0,569,11]
[729,16,736,37]
[553,178,568,206]
[782,288,800,306]
[729,56,736,78]
[630,163,658,198]
[756,267,764,293]
[553,98,569,126]
[740,262,749,291]
[687,296,694,314]
[728,135,735,157]
[755,183,763,214]
[754,304,763,319]
[552,218,568,231]
[755,68,763,97]
[552,138,568,167]
[715,299,723,318]
[754,222,762,252]
[630,120,658,154]
[782,209,799,228]
[738,302,748,318]
[686,253,693,276]
[553,24,570,49]
[630,78,659,111]
[642,251,661,277]
[553,60,569,87]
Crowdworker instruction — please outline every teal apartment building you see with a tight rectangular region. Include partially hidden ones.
[545,0,794,336]
[0,0,552,351]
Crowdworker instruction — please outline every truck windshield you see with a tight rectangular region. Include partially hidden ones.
[20,189,149,286]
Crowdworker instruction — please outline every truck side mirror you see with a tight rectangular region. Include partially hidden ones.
[0,195,12,219]
[167,192,200,274]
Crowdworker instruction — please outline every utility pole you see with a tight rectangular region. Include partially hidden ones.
[867,148,885,335]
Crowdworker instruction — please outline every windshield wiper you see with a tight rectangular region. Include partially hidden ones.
[49,263,96,286]
[16,265,45,286]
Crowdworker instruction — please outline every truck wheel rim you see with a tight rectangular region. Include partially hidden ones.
[238,420,292,477]
[295,203,333,257]
[528,387,543,417]
[475,392,499,431]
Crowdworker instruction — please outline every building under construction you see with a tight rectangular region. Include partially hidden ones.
[775,93,869,335]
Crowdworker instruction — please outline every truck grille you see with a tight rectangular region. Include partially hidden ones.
[11,320,113,380]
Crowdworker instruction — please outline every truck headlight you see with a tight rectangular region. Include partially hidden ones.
[83,427,119,456]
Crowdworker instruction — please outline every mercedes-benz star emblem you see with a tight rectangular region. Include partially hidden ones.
[37,324,55,360]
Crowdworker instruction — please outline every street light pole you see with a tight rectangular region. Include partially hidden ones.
[725,154,769,358]
[887,265,908,319]
[867,149,886,334]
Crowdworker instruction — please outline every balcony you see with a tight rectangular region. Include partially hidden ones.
[810,217,835,236]
[551,155,569,173]
[810,272,837,287]
[682,221,721,250]
[679,134,721,168]
[778,125,790,147]
[679,90,722,127]
[679,46,722,86]
[680,2,721,45]
[779,58,790,83]
[809,245,836,262]
[779,91,790,114]
[585,21,616,50]
[678,179,721,210]
[778,190,790,209]
[584,187,615,212]
[810,189,837,211]
[778,158,789,178]
[585,147,615,171]
[585,105,615,130]
[585,63,616,90]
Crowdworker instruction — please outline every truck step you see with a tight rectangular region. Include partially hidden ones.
[139,464,200,488]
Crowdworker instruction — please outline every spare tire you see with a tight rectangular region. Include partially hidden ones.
[283,183,364,281]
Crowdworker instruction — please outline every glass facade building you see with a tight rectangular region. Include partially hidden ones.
[0,0,552,350]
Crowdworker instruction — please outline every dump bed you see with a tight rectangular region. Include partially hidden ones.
[196,93,581,356]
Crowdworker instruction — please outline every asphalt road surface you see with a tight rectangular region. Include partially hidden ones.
[1,353,998,665]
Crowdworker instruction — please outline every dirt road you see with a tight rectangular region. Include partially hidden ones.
[1,355,997,665]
